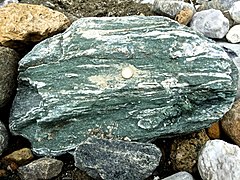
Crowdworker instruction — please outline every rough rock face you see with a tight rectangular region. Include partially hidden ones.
[221,100,240,146]
[229,1,240,23]
[74,137,161,180]
[0,46,19,108]
[0,121,8,155]
[18,157,63,180]
[170,130,209,173]
[153,0,195,18]
[198,140,240,180]
[9,16,238,156]
[190,9,229,39]
[0,3,70,52]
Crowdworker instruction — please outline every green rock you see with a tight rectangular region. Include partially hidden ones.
[10,16,238,156]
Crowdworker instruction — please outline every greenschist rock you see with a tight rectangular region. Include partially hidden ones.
[10,16,238,156]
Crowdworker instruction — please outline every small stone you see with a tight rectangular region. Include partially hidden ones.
[207,121,221,139]
[226,25,240,44]
[198,140,240,180]
[175,8,194,25]
[221,100,240,146]
[153,0,195,18]
[3,148,34,166]
[170,130,209,173]
[0,169,7,177]
[18,157,63,180]
[0,3,70,51]
[229,1,240,23]
[0,46,19,108]
[0,121,8,156]
[190,9,229,39]
[161,171,194,180]
[74,137,161,180]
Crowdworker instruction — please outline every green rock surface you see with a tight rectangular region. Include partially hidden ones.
[10,16,238,156]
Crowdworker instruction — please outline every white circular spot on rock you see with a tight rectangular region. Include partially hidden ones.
[121,66,134,79]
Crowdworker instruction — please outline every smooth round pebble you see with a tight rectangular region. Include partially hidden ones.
[226,25,240,43]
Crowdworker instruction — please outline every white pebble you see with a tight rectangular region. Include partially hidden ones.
[226,25,240,43]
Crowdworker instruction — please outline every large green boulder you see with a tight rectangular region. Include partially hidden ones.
[10,16,238,156]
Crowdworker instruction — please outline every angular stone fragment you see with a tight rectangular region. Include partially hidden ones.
[198,140,240,180]
[221,99,240,146]
[18,157,63,180]
[3,148,34,166]
[0,121,8,155]
[190,9,229,39]
[153,0,195,18]
[74,137,161,180]
[9,16,238,156]
[0,3,70,51]
[0,46,19,108]
[175,8,194,25]
[161,171,194,180]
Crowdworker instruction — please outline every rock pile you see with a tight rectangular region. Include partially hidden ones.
[0,0,240,179]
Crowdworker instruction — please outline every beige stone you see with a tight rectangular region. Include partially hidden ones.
[170,130,209,173]
[175,8,194,25]
[0,3,70,49]
[221,100,240,146]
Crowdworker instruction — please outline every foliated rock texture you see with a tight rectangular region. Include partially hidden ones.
[190,9,229,39]
[0,3,70,52]
[0,46,19,108]
[9,16,238,156]
[74,137,161,180]
[153,0,195,18]
[18,157,63,180]
[221,100,240,146]
[0,121,8,155]
[229,1,240,23]
[226,25,240,44]
[161,171,195,180]
[198,140,240,180]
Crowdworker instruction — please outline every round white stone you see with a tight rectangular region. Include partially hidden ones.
[229,1,240,23]
[226,25,240,43]
[121,66,134,79]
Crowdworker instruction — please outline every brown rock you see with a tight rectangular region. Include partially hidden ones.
[175,8,194,25]
[207,121,221,139]
[3,148,34,166]
[18,157,63,180]
[170,130,209,173]
[221,100,240,146]
[0,3,70,51]
[0,169,7,177]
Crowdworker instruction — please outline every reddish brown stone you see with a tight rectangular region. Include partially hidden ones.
[221,100,240,146]
[207,121,221,139]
